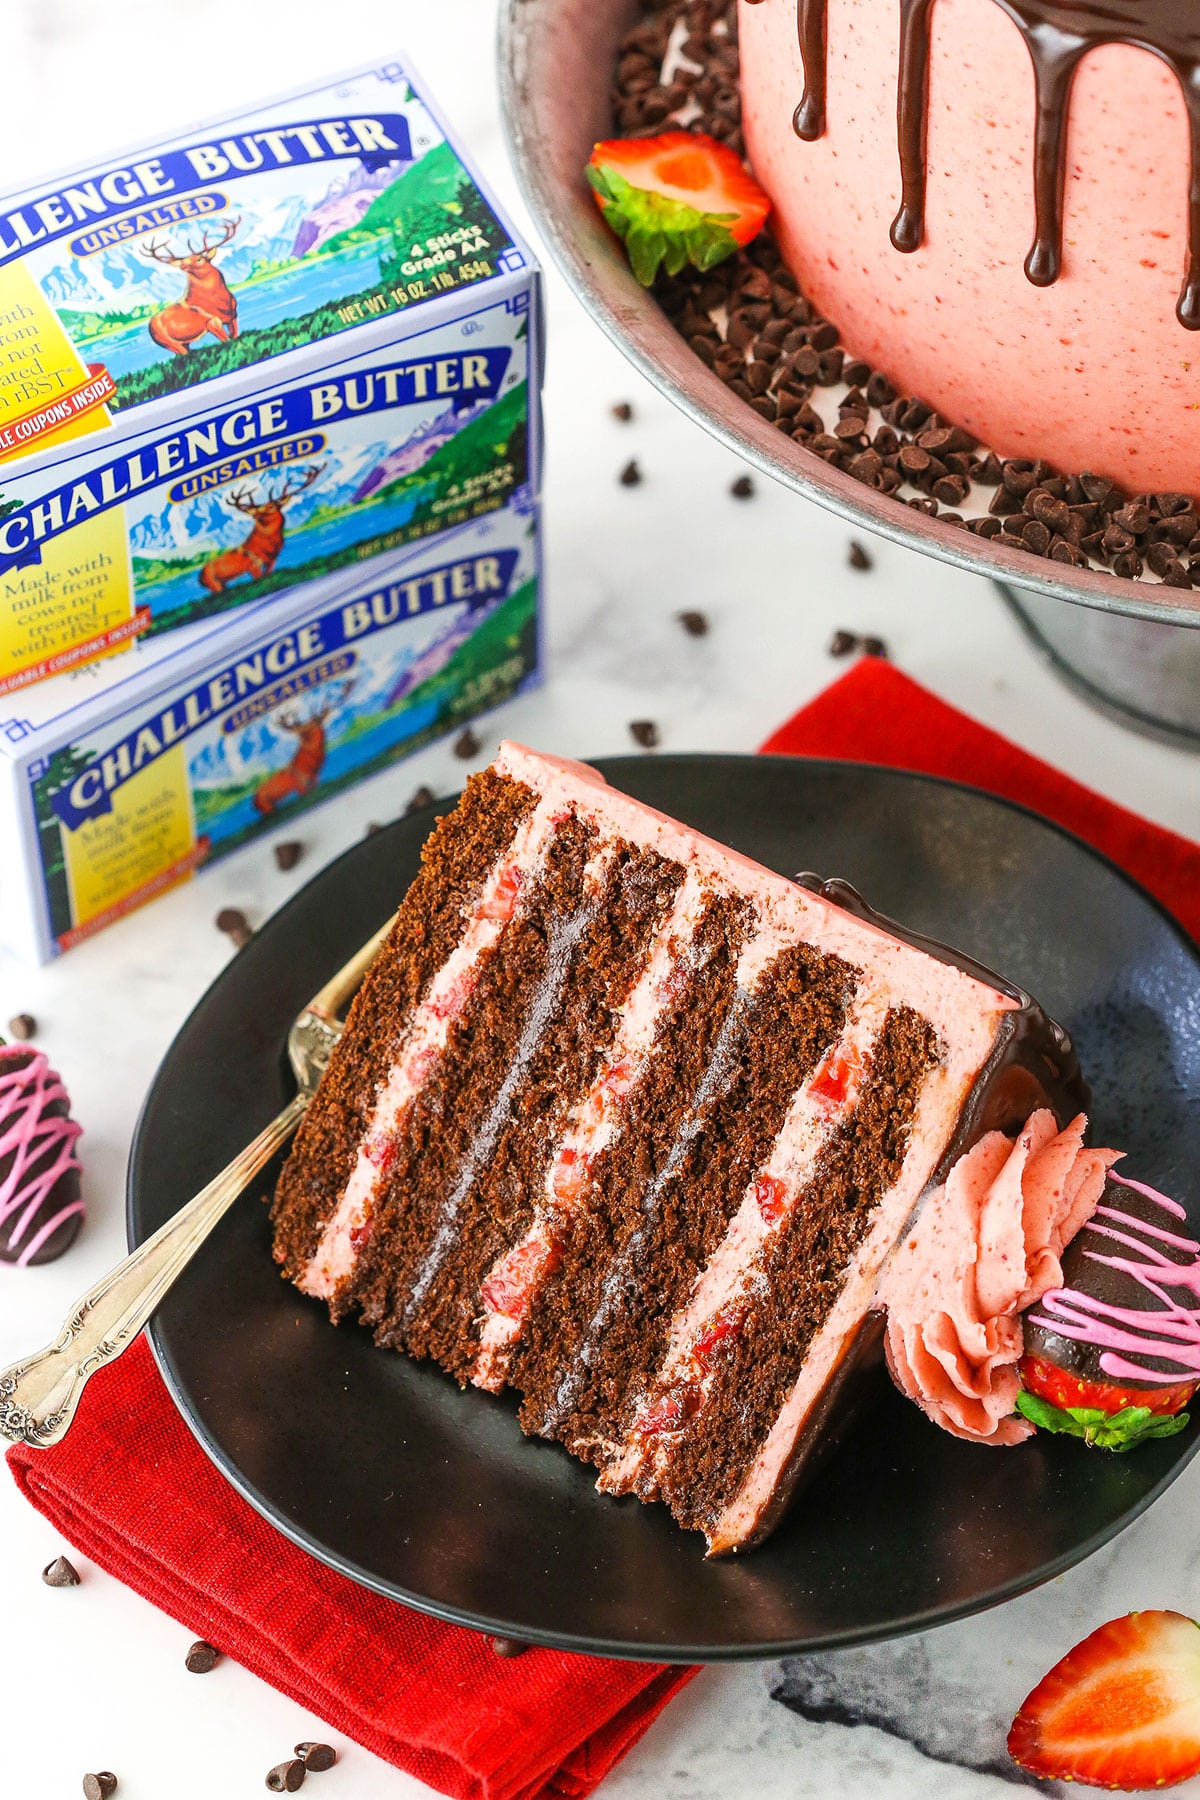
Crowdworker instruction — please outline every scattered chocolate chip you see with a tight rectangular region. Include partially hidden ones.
[618,459,642,487]
[677,609,709,636]
[488,1635,529,1657]
[43,1555,81,1587]
[295,1744,337,1772]
[611,402,634,422]
[828,630,858,658]
[215,906,252,950]
[454,726,482,761]
[266,1762,306,1794]
[82,1778,117,1800]
[185,1639,220,1673]
[629,720,660,749]
[404,785,435,814]
[7,1012,36,1041]
[860,635,890,659]
[273,841,303,873]
[847,541,873,572]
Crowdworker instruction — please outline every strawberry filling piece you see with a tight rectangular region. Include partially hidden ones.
[476,863,523,923]
[755,1174,789,1225]
[482,1236,560,1322]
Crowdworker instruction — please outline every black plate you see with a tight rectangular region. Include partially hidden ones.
[129,756,1200,1660]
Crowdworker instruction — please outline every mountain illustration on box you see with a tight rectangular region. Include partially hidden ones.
[48,139,514,411]
[128,437,394,557]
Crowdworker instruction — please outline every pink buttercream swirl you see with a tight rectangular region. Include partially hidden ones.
[876,1111,1116,1444]
[0,1047,84,1268]
[1027,1175,1200,1385]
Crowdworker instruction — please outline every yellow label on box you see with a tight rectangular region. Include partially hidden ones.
[61,743,195,933]
[0,265,111,459]
[0,502,135,691]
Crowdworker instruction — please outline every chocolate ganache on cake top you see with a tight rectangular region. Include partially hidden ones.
[749,0,1200,327]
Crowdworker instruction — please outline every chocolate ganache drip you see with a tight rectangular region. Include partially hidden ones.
[744,0,1200,329]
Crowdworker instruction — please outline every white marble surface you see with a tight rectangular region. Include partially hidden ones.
[3,2,1200,1796]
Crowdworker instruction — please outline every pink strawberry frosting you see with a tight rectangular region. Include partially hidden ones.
[876,1112,1117,1445]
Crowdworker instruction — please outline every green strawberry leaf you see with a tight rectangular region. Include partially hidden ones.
[588,160,741,285]
[1015,1389,1191,1453]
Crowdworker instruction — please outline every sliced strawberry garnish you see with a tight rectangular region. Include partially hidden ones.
[1020,1353,1197,1421]
[586,131,770,285]
[754,1174,789,1225]
[1008,1610,1200,1790]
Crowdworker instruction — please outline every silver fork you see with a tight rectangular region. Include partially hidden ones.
[0,915,393,1449]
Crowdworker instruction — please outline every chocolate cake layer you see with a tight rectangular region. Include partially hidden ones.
[514,930,858,1462]
[649,1005,942,1534]
[400,845,684,1378]
[343,813,601,1337]
[270,769,537,1280]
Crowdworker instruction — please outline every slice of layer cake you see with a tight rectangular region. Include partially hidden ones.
[271,744,1089,1552]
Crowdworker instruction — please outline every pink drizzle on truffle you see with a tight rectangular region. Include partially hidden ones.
[0,1047,84,1267]
[1027,1174,1200,1385]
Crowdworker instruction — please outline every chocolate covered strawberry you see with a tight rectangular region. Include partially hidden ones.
[586,131,771,285]
[1009,1610,1200,1789]
[1017,1170,1200,1452]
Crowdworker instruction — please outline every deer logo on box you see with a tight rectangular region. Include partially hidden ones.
[252,679,354,817]
[142,217,242,356]
[200,462,325,595]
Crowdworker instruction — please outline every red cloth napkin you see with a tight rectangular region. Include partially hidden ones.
[9,657,1199,1800]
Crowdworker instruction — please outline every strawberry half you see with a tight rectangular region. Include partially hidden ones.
[586,131,771,285]
[1016,1353,1194,1453]
[1008,1610,1200,1790]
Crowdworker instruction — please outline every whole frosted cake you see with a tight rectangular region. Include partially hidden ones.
[739,0,1200,495]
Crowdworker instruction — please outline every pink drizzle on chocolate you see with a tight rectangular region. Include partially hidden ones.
[1028,1174,1200,1383]
[0,1047,84,1268]
[746,0,1200,329]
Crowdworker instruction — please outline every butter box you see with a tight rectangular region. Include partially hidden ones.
[0,498,541,962]
[0,59,540,692]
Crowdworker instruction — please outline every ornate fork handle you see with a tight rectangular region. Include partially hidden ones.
[0,1092,308,1449]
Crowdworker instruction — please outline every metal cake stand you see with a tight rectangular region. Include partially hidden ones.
[499,0,1200,749]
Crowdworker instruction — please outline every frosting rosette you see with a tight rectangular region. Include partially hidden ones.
[876,1111,1116,1444]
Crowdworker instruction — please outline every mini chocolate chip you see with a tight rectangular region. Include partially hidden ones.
[266,1762,306,1793]
[847,541,873,572]
[629,720,660,749]
[610,402,633,423]
[43,1555,80,1587]
[404,785,435,814]
[828,630,858,658]
[185,1640,220,1673]
[273,841,303,873]
[1113,501,1151,534]
[1021,519,1052,556]
[7,1012,36,1041]
[216,909,253,948]
[453,726,482,760]
[860,635,889,658]
[488,1635,529,1657]
[730,473,754,498]
[677,609,709,636]
[364,821,383,836]
[932,474,969,508]
[295,1744,337,1772]
[618,459,642,487]
[82,1778,117,1800]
